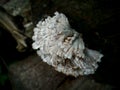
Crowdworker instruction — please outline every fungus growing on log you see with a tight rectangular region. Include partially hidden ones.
[32,12,103,77]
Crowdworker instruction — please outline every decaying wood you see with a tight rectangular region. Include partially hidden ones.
[9,54,112,90]
[0,6,30,52]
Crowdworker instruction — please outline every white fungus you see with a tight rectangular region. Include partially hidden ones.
[32,12,103,77]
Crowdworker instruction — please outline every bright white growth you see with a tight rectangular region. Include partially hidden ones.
[32,12,103,77]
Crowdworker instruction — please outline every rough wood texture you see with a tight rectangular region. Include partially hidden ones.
[9,54,112,90]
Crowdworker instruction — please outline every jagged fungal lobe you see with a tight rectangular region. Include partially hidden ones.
[32,12,103,77]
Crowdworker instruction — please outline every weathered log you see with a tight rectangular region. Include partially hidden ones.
[9,54,112,90]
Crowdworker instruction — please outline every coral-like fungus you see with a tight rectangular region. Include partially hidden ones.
[32,12,103,77]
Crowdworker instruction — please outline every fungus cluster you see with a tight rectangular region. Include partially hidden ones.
[32,12,103,77]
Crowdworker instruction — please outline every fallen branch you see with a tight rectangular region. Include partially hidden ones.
[0,6,31,52]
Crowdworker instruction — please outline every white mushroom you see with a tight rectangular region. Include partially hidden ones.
[32,12,103,77]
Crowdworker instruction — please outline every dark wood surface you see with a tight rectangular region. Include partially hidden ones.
[9,54,112,90]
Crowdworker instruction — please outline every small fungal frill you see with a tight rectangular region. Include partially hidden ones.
[32,12,103,77]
